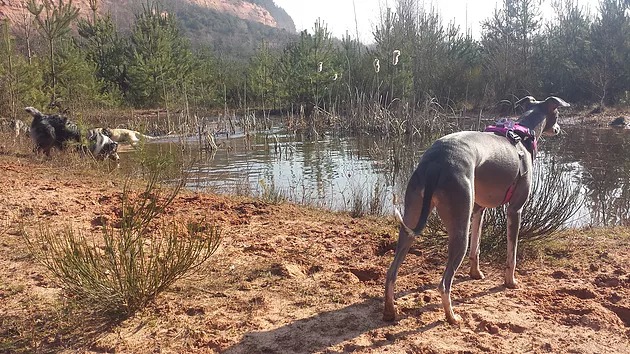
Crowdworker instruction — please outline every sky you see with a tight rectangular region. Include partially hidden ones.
[272,0,601,43]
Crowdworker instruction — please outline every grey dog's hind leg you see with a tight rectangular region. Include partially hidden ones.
[469,204,486,280]
[383,227,415,321]
[383,165,438,322]
[436,178,473,324]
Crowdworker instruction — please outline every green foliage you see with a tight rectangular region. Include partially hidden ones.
[188,48,220,107]
[23,173,222,317]
[0,19,47,116]
[3,0,627,117]
[538,0,593,103]
[53,39,119,108]
[126,0,194,107]
[481,0,541,101]
[371,2,482,109]
[588,0,630,106]
[26,0,79,42]
[248,41,278,111]
[435,27,483,107]
[373,0,439,106]
[77,12,128,101]
[277,19,341,113]
[26,0,80,103]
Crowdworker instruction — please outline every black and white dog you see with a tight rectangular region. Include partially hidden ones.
[87,128,120,163]
[25,106,81,156]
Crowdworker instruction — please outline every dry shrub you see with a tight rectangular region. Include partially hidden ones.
[23,173,222,318]
[480,161,583,255]
[421,160,583,257]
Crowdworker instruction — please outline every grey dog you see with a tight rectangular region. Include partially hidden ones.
[383,96,570,324]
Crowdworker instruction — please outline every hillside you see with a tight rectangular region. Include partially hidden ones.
[0,0,297,58]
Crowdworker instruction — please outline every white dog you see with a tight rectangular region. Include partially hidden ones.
[93,127,156,147]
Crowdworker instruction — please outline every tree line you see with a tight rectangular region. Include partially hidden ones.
[0,0,628,130]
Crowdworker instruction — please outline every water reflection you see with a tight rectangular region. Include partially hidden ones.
[545,127,630,226]
[179,132,426,211]
[118,125,630,227]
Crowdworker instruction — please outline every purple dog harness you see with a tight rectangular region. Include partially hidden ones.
[484,119,538,204]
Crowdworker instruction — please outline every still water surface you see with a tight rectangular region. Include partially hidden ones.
[122,125,630,227]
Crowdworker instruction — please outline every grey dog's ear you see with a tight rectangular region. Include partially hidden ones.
[515,96,539,110]
[544,96,570,109]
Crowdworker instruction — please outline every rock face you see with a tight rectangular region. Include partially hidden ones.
[187,0,277,27]
[0,0,286,30]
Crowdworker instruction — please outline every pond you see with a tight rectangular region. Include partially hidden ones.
[119,124,630,228]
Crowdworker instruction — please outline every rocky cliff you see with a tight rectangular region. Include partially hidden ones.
[0,0,294,32]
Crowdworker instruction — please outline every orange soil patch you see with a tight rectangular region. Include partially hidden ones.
[0,147,629,353]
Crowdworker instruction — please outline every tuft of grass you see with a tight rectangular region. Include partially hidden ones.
[347,180,388,218]
[350,191,366,218]
[259,178,288,204]
[23,172,222,318]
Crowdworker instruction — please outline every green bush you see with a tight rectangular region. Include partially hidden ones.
[24,174,221,318]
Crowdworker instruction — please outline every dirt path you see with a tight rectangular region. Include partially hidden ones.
[0,151,629,353]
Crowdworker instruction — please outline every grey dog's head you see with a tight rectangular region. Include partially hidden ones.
[540,96,570,137]
[514,96,541,112]
[517,96,570,137]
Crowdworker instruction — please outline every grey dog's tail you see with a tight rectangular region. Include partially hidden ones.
[394,167,439,237]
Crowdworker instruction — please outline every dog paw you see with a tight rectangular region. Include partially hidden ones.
[382,311,397,322]
[446,313,462,325]
[505,280,519,289]
[470,269,485,280]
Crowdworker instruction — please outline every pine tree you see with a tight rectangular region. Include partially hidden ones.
[26,0,79,106]
[0,19,47,115]
[127,0,193,108]
[481,0,541,100]
[278,19,338,119]
[589,0,630,107]
[248,40,277,114]
[77,0,127,100]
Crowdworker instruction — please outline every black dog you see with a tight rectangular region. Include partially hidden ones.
[25,107,81,156]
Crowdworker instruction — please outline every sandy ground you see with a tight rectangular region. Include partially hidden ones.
[0,134,629,354]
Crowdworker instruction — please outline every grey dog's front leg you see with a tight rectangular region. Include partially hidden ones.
[505,206,522,288]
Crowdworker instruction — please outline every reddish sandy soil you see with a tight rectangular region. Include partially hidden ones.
[0,131,629,354]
